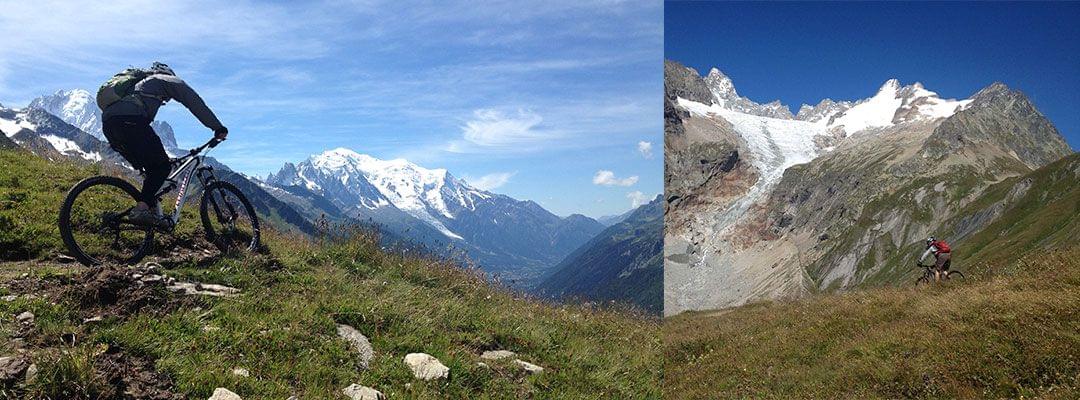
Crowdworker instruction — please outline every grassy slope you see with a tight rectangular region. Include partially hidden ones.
[664,154,1080,399]
[664,248,1079,399]
[0,148,660,398]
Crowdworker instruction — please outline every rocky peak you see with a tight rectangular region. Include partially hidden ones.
[877,78,901,94]
[28,89,103,140]
[700,67,794,119]
[925,82,1071,169]
[663,60,713,104]
[704,68,738,100]
[970,82,1015,106]
[150,121,180,154]
[795,98,854,123]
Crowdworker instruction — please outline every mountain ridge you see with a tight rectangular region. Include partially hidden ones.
[663,59,1074,315]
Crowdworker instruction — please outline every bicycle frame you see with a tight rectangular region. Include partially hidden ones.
[153,139,222,226]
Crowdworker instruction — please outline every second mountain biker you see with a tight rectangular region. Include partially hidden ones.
[98,62,228,228]
[919,236,953,282]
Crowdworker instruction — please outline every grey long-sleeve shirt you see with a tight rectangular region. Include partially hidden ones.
[919,245,940,263]
[102,74,224,131]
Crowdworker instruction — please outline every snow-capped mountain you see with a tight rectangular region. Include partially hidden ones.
[28,90,180,155]
[267,148,606,287]
[675,70,976,237]
[28,89,102,139]
[270,147,486,239]
[1,104,115,163]
[703,68,794,119]
[664,59,1072,315]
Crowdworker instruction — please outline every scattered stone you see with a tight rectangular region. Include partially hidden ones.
[477,362,489,368]
[208,387,242,400]
[0,356,30,382]
[1,295,17,302]
[56,254,77,263]
[480,350,516,360]
[232,367,250,377]
[16,311,34,324]
[24,363,37,384]
[144,262,162,273]
[168,282,240,297]
[342,383,385,400]
[336,324,374,369]
[203,325,221,332]
[403,353,449,380]
[84,315,104,323]
[142,274,165,284]
[514,359,544,374]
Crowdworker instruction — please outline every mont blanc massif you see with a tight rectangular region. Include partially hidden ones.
[0,89,662,313]
[664,60,1075,316]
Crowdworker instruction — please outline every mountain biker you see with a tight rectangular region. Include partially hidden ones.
[100,62,228,228]
[918,236,952,282]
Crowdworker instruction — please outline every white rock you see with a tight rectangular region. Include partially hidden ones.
[232,367,250,377]
[168,282,240,297]
[403,353,449,380]
[2,295,18,302]
[480,350,515,360]
[342,383,384,400]
[336,324,374,369]
[16,311,34,324]
[24,363,37,383]
[514,359,544,374]
[208,387,242,400]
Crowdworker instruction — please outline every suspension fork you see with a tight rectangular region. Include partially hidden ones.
[197,166,237,225]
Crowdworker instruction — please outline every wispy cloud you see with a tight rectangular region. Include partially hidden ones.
[593,170,638,187]
[626,191,652,208]
[0,0,661,218]
[447,109,563,153]
[637,141,653,159]
[463,172,516,191]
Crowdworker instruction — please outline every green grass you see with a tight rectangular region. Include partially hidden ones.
[0,149,202,261]
[664,247,1080,399]
[0,148,661,398]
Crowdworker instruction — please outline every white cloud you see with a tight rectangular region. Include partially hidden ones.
[626,191,652,208]
[637,140,653,159]
[593,170,638,187]
[460,108,547,147]
[464,172,515,191]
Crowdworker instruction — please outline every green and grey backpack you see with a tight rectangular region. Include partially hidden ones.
[96,68,152,112]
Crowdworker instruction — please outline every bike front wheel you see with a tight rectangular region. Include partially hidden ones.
[58,176,155,266]
[200,181,260,253]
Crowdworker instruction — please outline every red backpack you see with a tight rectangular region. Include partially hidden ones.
[933,240,951,253]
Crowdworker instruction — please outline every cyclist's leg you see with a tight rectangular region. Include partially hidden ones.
[102,117,145,174]
[121,119,171,209]
[935,253,951,281]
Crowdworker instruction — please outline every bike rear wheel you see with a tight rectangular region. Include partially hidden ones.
[200,181,260,253]
[58,176,154,266]
[947,270,965,279]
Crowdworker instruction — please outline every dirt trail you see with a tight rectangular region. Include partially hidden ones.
[0,239,238,398]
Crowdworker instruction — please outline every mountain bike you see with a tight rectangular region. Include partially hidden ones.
[58,138,260,266]
[914,261,964,286]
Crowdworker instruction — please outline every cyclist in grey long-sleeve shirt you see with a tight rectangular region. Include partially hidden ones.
[101,62,228,228]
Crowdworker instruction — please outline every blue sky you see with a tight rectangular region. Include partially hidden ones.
[666,1,1080,150]
[0,0,662,218]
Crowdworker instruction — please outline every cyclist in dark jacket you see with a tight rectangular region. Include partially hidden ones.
[101,62,228,228]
